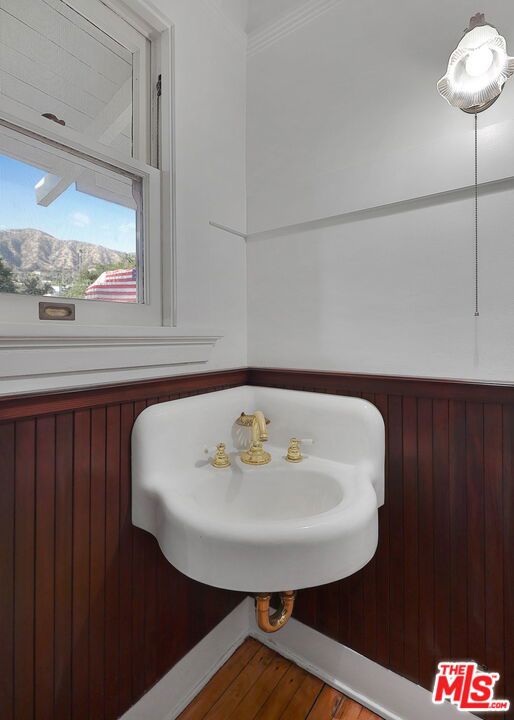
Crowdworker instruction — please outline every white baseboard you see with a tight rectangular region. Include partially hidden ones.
[249,609,478,720]
[121,598,253,720]
[121,595,477,720]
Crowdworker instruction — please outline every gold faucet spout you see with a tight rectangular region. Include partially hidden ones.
[236,410,272,465]
[253,410,268,442]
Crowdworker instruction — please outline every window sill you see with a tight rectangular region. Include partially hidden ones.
[0,327,221,395]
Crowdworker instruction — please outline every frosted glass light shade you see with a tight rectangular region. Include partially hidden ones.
[438,22,514,112]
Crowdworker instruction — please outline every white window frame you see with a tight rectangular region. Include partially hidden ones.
[0,0,177,332]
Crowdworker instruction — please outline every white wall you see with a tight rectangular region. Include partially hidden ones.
[163,0,247,371]
[210,0,248,31]
[246,0,514,382]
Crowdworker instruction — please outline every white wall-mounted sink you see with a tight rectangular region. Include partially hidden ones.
[132,386,384,593]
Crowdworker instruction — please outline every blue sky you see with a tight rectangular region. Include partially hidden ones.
[0,154,137,253]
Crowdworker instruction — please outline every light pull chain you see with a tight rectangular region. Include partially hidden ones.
[474,112,479,317]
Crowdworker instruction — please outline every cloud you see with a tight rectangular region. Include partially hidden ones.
[71,211,91,228]
[118,221,136,235]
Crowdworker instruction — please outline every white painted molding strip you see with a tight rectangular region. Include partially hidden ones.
[0,334,220,379]
[209,221,248,239]
[246,174,514,241]
[121,598,252,720]
[0,333,221,395]
[248,0,343,57]
[250,612,479,720]
[120,595,479,720]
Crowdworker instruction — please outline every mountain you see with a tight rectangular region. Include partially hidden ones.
[0,229,133,276]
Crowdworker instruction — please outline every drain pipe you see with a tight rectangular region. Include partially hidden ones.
[255,591,296,633]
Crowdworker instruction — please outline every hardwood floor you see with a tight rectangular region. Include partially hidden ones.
[178,638,383,720]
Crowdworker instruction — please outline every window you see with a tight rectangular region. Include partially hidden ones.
[0,125,141,303]
[0,0,168,327]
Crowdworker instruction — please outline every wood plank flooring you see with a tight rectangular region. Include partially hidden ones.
[179,638,383,720]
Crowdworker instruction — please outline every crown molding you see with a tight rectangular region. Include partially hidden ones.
[248,0,343,57]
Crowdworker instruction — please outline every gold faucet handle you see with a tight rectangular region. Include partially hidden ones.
[211,442,231,469]
[286,438,303,463]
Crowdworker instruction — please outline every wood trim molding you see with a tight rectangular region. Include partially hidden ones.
[0,368,249,421]
[248,367,514,403]
[2,365,513,421]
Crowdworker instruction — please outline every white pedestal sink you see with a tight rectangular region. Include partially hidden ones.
[132,386,384,593]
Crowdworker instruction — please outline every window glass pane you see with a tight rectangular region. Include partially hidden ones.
[0,0,135,157]
[0,123,142,303]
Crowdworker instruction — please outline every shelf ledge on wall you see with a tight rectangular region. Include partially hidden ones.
[209,221,248,239]
[0,330,222,396]
[246,169,514,241]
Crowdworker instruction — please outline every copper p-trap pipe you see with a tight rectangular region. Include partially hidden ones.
[255,591,296,633]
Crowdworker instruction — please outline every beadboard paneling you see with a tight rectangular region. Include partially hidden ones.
[249,368,514,715]
[2,366,513,718]
[0,370,246,720]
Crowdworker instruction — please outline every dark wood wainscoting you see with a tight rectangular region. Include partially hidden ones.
[249,368,514,713]
[0,369,247,720]
[2,365,513,719]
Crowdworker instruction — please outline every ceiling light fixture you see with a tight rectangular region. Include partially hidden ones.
[437,13,514,114]
[437,13,513,318]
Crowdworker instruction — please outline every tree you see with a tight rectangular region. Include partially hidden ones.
[22,274,54,296]
[0,258,16,293]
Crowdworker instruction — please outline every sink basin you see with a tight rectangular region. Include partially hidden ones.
[192,464,344,521]
[132,386,384,592]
